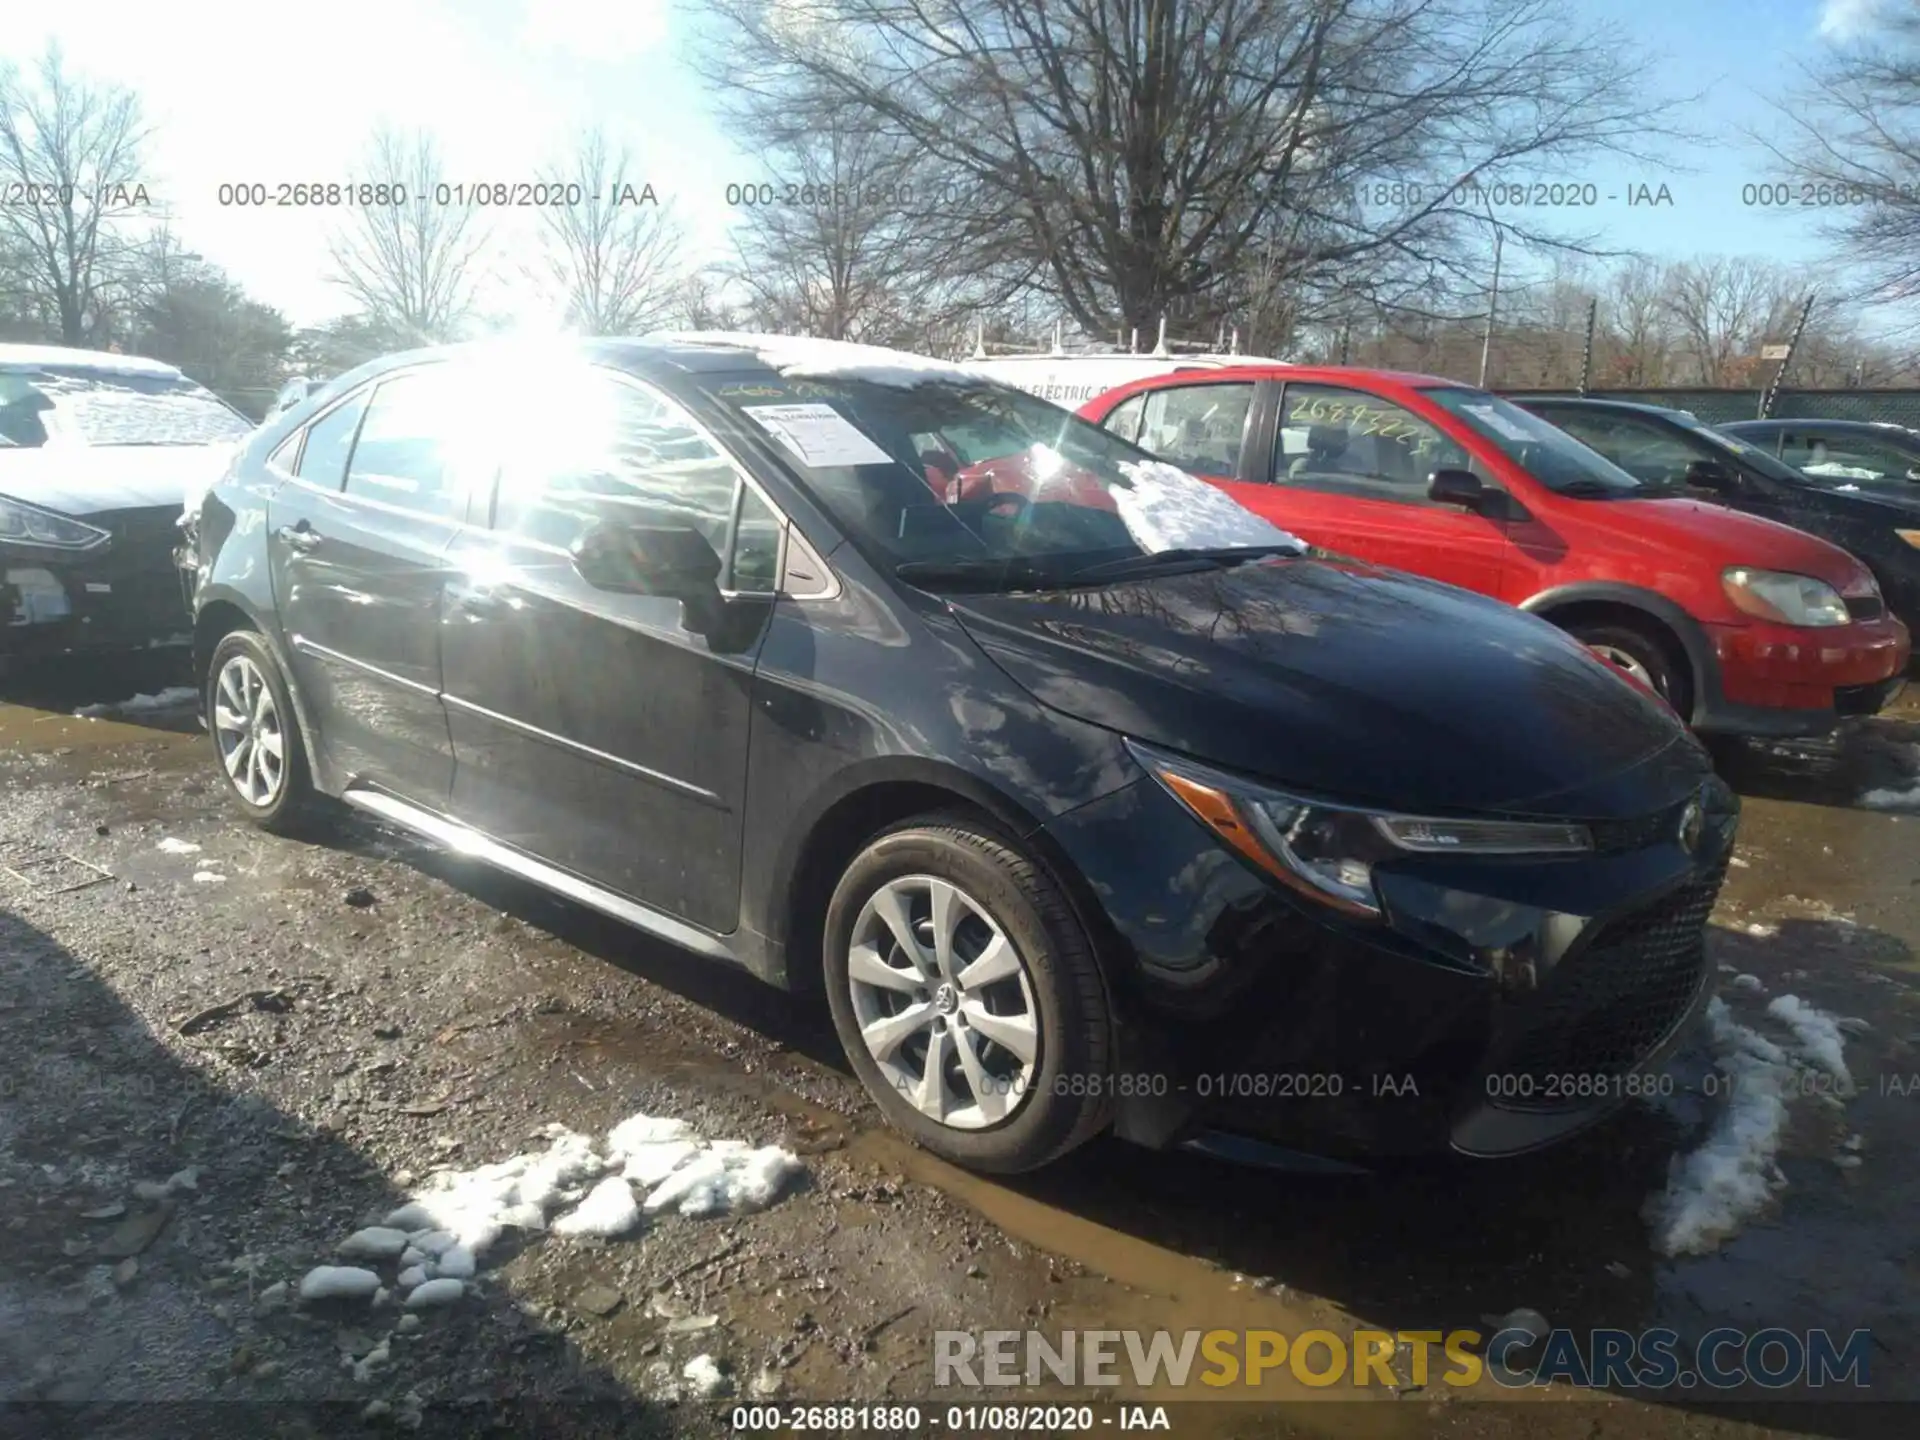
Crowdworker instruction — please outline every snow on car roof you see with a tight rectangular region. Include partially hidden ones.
[649,331,1001,387]
[0,343,183,378]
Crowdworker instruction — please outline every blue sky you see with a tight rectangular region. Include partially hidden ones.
[12,0,1889,329]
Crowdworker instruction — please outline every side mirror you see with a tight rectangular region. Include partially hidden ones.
[1428,468,1488,509]
[1684,459,1735,491]
[570,519,721,604]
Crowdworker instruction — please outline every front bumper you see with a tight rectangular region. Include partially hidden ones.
[1696,613,1909,736]
[1042,770,1739,1165]
[1,506,192,661]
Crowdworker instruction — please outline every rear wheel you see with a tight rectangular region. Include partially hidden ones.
[822,815,1113,1173]
[206,630,323,835]
[1565,620,1692,718]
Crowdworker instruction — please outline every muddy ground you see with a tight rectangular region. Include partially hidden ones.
[0,651,1913,1440]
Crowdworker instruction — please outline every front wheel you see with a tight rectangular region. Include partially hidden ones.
[822,815,1114,1173]
[1566,620,1693,719]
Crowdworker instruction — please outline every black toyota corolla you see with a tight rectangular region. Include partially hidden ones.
[181,333,1737,1174]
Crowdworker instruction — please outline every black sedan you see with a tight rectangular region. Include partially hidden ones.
[1719,417,1920,497]
[182,334,1737,1174]
[1,344,254,673]
[1516,396,1920,643]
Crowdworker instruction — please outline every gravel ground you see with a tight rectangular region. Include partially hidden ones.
[0,662,1914,1440]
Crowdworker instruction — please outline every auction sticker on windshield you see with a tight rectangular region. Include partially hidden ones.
[741,402,894,468]
[1463,403,1536,442]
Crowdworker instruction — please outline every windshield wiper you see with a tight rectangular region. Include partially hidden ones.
[1555,479,1639,498]
[893,556,1068,592]
[1064,544,1302,583]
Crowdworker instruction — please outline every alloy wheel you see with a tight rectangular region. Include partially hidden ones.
[212,654,286,808]
[844,874,1040,1130]
[1589,643,1659,695]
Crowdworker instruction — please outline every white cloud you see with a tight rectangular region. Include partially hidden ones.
[1819,0,1887,40]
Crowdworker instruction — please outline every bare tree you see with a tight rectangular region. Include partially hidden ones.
[1659,256,1808,386]
[701,0,1684,340]
[723,119,973,346]
[532,128,684,335]
[1766,6,1920,324]
[328,128,488,345]
[0,44,150,345]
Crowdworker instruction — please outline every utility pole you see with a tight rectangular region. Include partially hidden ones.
[1759,291,1817,419]
[1477,221,1504,388]
[1577,297,1598,396]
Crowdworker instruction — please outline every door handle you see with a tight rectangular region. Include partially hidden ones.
[275,522,321,553]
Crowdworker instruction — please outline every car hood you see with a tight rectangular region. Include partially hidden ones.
[0,441,244,516]
[1593,496,1876,589]
[948,557,1704,818]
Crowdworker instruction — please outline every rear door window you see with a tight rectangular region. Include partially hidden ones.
[341,367,472,519]
[293,392,369,491]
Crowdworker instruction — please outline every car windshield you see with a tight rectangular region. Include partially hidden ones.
[1421,388,1648,496]
[0,367,254,448]
[693,369,1303,588]
[1666,414,1822,486]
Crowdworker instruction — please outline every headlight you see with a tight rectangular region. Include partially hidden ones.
[1720,567,1851,627]
[1130,741,1592,918]
[0,495,110,550]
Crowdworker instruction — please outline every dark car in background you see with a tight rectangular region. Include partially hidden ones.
[1516,396,1920,653]
[1719,418,1920,495]
[0,344,253,673]
[182,332,1736,1175]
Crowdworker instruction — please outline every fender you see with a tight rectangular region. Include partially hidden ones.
[1519,581,1722,724]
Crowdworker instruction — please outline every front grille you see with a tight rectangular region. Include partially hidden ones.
[1486,851,1727,1110]
[1845,595,1885,622]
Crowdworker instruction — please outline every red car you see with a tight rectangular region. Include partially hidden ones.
[1077,367,1909,737]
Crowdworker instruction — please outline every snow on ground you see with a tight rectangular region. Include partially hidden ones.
[1860,780,1920,810]
[297,1113,802,1324]
[1114,459,1306,553]
[1765,995,1853,1087]
[155,837,201,855]
[1645,992,1857,1257]
[74,686,199,719]
[191,871,226,884]
[682,1354,732,1397]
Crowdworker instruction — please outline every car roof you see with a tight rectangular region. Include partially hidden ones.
[0,343,184,378]
[1510,395,1694,419]
[1722,417,1920,437]
[1109,363,1464,388]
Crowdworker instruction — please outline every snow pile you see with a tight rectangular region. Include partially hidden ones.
[156,837,201,855]
[1645,992,1856,1257]
[192,871,227,884]
[297,1113,803,1317]
[75,686,199,719]
[1113,459,1306,553]
[642,1141,805,1219]
[1860,778,1920,810]
[682,1354,732,1398]
[1765,995,1853,1088]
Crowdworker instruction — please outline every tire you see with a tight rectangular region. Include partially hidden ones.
[204,629,323,835]
[822,814,1113,1173]
[1565,620,1693,718]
